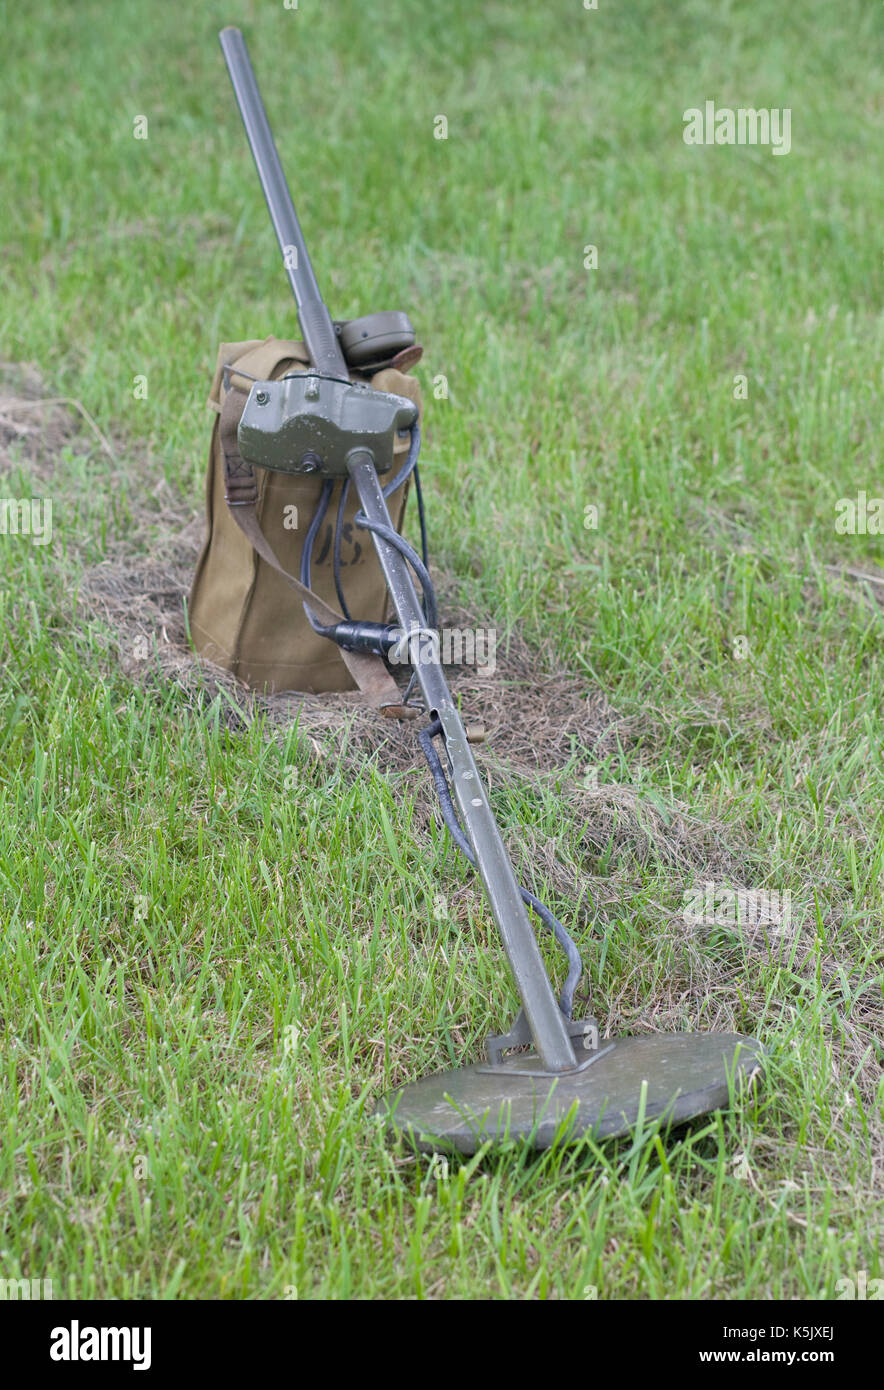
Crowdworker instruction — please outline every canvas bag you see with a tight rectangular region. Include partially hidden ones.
[189,336,422,696]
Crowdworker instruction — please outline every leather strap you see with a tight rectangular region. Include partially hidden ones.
[218,385,409,713]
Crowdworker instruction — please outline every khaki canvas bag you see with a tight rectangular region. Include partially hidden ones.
[189,336,422,699]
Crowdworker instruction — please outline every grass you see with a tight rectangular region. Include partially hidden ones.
[0,0,882,1299]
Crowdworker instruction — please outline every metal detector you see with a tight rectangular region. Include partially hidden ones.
[217,26,764,1154]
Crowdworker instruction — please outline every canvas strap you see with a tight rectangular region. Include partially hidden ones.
[218,385,409,712]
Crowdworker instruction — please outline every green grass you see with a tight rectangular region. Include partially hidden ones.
[1,0,882,1299]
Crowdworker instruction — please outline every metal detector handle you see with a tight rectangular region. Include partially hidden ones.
[219,26,348,378]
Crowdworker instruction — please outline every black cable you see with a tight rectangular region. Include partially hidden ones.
[300,478,335,635]
[381,421,421,499]
[389,425,430,607]
[353,516,439,632]
[418,718,584,1019]
[353,423,438,629]
[413,464,429,571]
[333,478,352,620]
[302,426,435,637]
[377,423,429,615]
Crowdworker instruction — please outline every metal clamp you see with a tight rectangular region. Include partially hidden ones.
[482,1009,606,1077]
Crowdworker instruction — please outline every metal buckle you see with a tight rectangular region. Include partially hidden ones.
[222,363,259,392]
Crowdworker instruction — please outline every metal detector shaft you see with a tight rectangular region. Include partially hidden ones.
[349,455,577,1072]
[219,28,578,1074]
[219,27,346,376]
